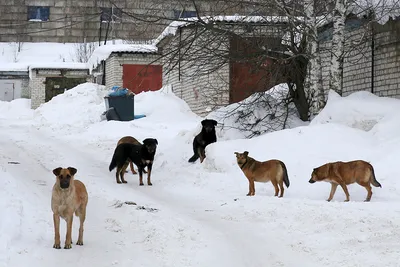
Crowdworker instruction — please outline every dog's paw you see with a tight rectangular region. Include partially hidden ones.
[122,180,128,184]
[139,183,144,186]
[117,181,122,184]
[53,244,61,249]
[64,244,72,249]
[147,182,153,186]
[76,240,84,246]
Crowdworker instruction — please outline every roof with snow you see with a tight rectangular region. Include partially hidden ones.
[154,15,297,45]
[87,44,158,70]
[29,62,89,70]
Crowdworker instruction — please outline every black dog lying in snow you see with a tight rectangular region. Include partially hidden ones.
[188,119,218,163]
[109,138,158,186]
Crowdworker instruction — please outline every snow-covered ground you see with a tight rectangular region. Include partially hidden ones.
[1,84,400,267]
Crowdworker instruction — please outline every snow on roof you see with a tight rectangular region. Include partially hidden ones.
[0,63,29,72]
[350,0,400,24]
[29,62,89,70]
[87,44,158,70]
[154,15,317,45]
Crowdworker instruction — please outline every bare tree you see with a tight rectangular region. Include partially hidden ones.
[73,38,98,63]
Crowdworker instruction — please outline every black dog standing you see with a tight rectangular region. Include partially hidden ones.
[109,138,158,186]
[188,119,218,163]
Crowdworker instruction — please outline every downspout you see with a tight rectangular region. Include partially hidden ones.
[370,23,375,94]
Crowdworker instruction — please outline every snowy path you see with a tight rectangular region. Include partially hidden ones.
[2,121,400,267]
[0,123,322,267]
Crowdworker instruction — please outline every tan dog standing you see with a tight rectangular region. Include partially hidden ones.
[309,160,382,202]
[51,167,88,249]
[234,151,290,197]
[117,136,147,175]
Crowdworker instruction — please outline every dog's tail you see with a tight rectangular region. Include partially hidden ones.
[280,161,290,188]
[369,165,382,188]
[109,152,117,172]
[188,154,199,163]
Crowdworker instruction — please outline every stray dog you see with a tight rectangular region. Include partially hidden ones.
[116,136,147,175]
[188,119,217,163]
[309,160,382,202]
[51,167,88,249]
[234,151,290,197]
[109,138,158,186]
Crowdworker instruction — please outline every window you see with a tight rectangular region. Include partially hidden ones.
[173,10,197,19]
[100,7,122,23]
[27,6,50,21]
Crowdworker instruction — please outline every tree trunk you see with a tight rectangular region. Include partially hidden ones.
[304,0,326,115]
[329,0,347,96]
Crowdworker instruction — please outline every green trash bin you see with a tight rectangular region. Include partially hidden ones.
[104,95,135,121]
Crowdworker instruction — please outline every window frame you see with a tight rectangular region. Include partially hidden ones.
[27,6,50,22]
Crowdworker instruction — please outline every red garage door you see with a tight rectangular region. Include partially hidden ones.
[122,64,162,94]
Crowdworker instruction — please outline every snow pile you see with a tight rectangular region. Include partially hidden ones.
[88,44,158,71]
[206,84,308,140]
[0,99,33,120]
[32,83,108,134]
[311,90,400,131]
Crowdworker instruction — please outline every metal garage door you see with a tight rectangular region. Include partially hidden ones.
[122,64,162,94]
[0,82,14,102]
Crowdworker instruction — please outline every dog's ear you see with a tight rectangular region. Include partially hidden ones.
[53,167,62,176]
[234,152,239,156]
[201,120,206,126]
[67,167,77,176]
[243,151,249,157]
[153,139,158,145]
[212,119,218,126]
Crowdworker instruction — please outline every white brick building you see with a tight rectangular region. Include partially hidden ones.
[89,44,162,94]
[156,16,290,116]
[29,63,91,109]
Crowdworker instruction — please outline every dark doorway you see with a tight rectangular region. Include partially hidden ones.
[45,77,87,102]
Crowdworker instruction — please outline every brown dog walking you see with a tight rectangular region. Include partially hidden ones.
[309,160,382,202]
[51,167,88,249]
[235,151,290,197]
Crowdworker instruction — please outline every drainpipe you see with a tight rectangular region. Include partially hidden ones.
[370,23,375,94]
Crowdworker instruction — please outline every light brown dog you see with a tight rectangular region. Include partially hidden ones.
[234,151,290,197]
[51,167,88,249]
[117,136,147,175]
[309,160,382,202]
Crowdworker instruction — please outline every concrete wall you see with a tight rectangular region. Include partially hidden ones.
[0,0,256,43]
[318,18,400,99]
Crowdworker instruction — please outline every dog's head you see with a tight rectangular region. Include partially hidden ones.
[201,119,217,134]
[53,167,76,189]
[234,151,249,165]
[309,164,330,184]
[142,138,158,154]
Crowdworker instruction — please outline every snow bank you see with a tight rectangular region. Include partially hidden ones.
[0,99,33,120]
[32,83,108,134]
[311,90,400,131]
[206,84,308,140]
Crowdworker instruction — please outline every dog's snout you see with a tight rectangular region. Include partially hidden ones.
[308,178,315,184]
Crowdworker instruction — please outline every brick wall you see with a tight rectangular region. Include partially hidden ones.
[160,22,288,117]
[104,53,161,90]
[318,18,400,99]
[29,68,90,109]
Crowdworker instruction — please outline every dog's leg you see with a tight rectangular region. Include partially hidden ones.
[247,179,255,196]
[271,180,279,197]
[358,181,372,202]
[339,182,350,202]
[327,183,338,202]
[53,213,61,249]
[198,147,205,163]
[138,167,144,186]
[129,161,137,174]
[116,166,122,184]
[278,180,284,198]
[120,162,129,183]
[147,163,153,186]
[76,206,86,245]
[64,215,73,249]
